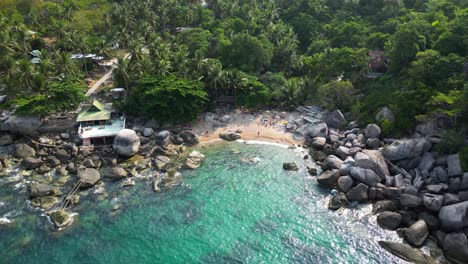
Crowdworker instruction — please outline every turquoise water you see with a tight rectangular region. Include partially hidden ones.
[0,142,402,264]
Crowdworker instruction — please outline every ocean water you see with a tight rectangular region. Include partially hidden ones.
[0,142,403,264]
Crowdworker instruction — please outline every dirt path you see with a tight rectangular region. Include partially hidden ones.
[85,53,131,97]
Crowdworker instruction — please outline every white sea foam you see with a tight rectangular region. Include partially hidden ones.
[0,217,12,224]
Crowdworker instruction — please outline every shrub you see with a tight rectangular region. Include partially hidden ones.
[317,80,360,112]
[434,130,465,154]
[459,146,468,172]
[123,75,208,123]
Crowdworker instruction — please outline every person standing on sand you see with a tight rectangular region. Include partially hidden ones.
[258,131,260,137]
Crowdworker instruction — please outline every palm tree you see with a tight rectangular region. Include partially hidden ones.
[226,70,247,104]
[274,77,306,110]
[114,57,132,90]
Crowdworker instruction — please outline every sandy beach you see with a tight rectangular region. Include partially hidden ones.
[192,109,301,145]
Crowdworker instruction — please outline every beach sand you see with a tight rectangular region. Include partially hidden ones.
[192,110,301,146]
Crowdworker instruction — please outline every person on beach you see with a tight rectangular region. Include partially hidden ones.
[258,131,260,137]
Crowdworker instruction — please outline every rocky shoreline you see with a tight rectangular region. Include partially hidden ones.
[0,108,467,263]
[292,108,467,264]
[0,114,210,230]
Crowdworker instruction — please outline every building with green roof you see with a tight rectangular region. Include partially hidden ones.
[77,100,125,146]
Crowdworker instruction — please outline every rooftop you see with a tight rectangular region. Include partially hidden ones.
[77,100,113,122]
[79,117,125,139]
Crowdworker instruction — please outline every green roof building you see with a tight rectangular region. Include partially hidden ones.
[77,100,125,145]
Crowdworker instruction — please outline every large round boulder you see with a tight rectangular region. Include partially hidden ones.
[365,124,381,139]
[113,129,140,157]
[377,211,402,230]
[13,144,35,158]
[405,219,429,247]
[438,201,468,232]
[78,168,101,188]
[179,130,199,146]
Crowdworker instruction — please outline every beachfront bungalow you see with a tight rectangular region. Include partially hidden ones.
[77,100,125,146]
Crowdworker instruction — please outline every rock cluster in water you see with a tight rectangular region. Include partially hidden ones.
[301,109,468,264]
[0,119,207,231]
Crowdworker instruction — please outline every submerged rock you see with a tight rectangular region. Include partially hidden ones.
[185,151,205,169]
[30,196,59,210]
[378,241,437,264]
[29,183,61,198]
[48,210,74,229]
[283,162,299,171]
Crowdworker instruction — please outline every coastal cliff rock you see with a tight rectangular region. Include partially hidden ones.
[0,116,43,135]
[113,129,140,157]
[382,138,432,161]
